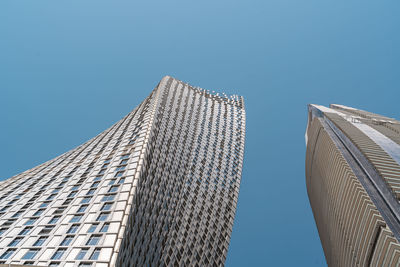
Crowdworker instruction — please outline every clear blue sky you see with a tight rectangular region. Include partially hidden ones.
[1,1,399,266]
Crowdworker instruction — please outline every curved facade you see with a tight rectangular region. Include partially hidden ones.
[0,76,245,267]
[306,104,400,266]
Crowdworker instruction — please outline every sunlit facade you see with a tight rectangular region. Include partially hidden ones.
[306,104,400,266]
[0,76,246,267]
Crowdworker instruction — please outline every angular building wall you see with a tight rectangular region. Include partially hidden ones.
[306,104,400,266]
[0,76,245,267]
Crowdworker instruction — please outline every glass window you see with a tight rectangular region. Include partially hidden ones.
[67,224,79,234]
[0,228,8,235]
[0,249,16,259]
[80,197,91,204]
[118,178,125,184]
[98,169,106,175]
[71,185,80,191]
[46,194,57,200]
[39,226,54,235]
[12,211,22,218]
[49,262,60,267]
[120,159,128,165]
[91,182,100,188]
[60,236,73,246]
[8,237,23,246]
[104,159,111,164]
[86,189,96,195]
[115,166,125,172]
[101,194,115,202]
[33,237,47,246]
[68,191,77,198]
[70,215,82,223]
[79,263,92,267]
[54,207,66,214]
[49,216,60,224]
[108,179,116,185]
[75,248,88,260]
[51,249,66,260]
[90,248,101,260]
[108,186,119,193]
[120,154,129,159]
[25,218,37,225]
[97,213,109,221]
[22,249,39,260]
[87,224,98,233]
[93,176,102,182]
[101,203,112,211]
[77,205,88,213]
[19,227,32,235]
[86,235,101,245]
[33,209,45,217]
[115,171,124,177]
[100,223,109,233]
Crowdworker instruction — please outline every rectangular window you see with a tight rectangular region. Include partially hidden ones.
[68,191,77,198]
[115,166,126,172]
[54,207,66,214]
[8,237,23,247]
[96,213,109,222]
[90,248,101,260]
[33,209,45,217]
[79,263,92,267]
[70,215,82,223]
[86,235,101,245]
[100,223,109,233]
[75,248,88,260]
[101,203,112,211]
[115,171,124,177]
[86,189,96,195]
[67,224,79,234]
[101,194,115,202]
[39,225,54,235]
[120,159,128,165]
[71,185,80,191]
[46,194,57,200]
[93,176,102,181]
[19,227,33,235]
[25,218,37,225]
[87,224,98,233]
[80,197,91,204]
[108,179,116,185]
[118,178,125,184]
[33,237,47,246]
[120,154,129,159]
[40,202,50,208]
[60,236,74,246]
[108,185,119,193]
[77,205,88,213]
[104,159,111,164]
[49,262,60,267]
[22,249,39,260]
[0,249,16,259]
[48,216,61,224]
[51,249,66,260]
[91,182,100,188]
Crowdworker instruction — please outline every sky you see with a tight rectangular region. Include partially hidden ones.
[1,1,400,266]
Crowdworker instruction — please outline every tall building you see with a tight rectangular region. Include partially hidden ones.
[306,104,400,266]
[0,76,246,267]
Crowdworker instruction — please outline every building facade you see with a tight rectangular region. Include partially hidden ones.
[306,104,400,266]
[0,76,246,267]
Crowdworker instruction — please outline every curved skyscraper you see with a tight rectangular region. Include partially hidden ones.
[0,76,246,267]
[306,104,400,266]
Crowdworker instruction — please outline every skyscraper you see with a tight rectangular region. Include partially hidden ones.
[0,76,246,267]
[306,104,400,266]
